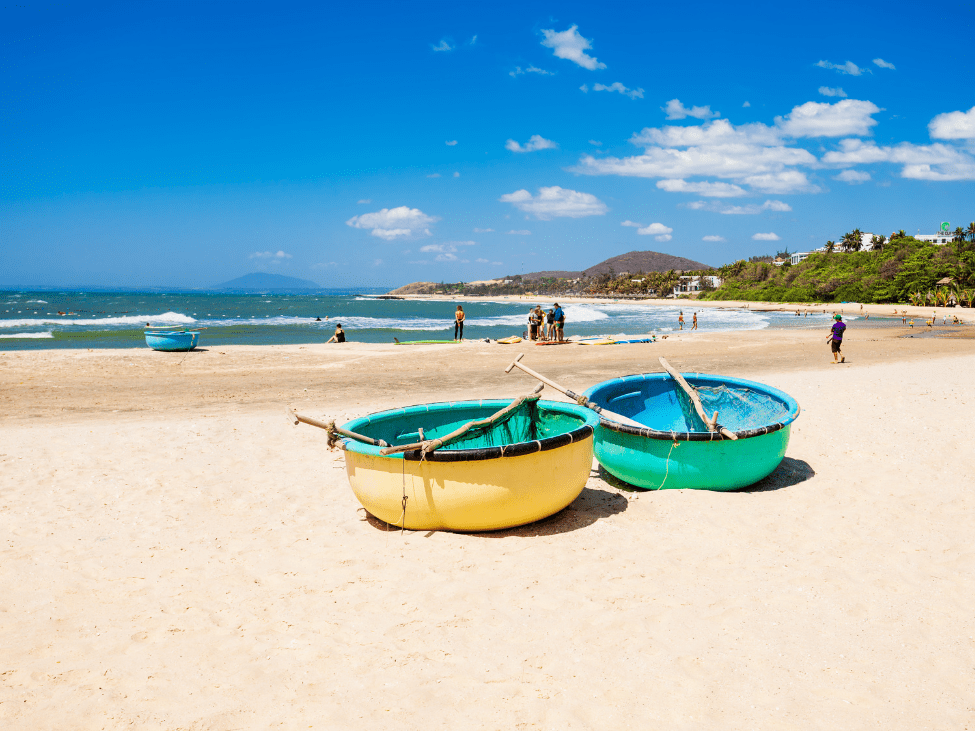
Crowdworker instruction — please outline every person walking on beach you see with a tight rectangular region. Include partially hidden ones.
[828,314,845,363]
[545,308,555,341]
[326,323,346,343]
[454,305,465,341]
[692,312,698,330]
[678,311,684,330]
[553,302,565,341]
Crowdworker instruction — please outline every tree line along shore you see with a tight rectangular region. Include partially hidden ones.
[390,230,975,307]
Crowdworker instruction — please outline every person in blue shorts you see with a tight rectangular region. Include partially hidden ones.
[552,303,565,341]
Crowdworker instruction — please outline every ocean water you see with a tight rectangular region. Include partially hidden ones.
[0,290,844,350]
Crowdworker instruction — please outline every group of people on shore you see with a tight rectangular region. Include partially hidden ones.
[526,303,565,341]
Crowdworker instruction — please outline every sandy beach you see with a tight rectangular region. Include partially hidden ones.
[2,327,975,729]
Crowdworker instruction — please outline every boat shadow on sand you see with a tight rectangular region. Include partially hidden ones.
[361,458,814,535]
[594,456,815,495]
[361,480,629,538]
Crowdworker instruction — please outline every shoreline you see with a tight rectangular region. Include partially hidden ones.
[386,291,975,321]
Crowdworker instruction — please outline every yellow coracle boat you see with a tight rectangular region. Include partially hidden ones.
[337,397,599,531]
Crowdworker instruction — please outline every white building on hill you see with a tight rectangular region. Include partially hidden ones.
[673,275,722,295]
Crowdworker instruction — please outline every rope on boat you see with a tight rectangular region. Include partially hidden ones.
[379,383,544,456]
[657,439,680,491]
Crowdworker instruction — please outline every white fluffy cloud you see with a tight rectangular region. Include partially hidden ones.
[445,140,458,146]
[510,65,554,78]
[473,227,494,233]
[663,99,719,120]
[540,26,605,70]
[775,100,880,138]
[686,200,792,215]
[346,206,439,240]
[702,235,726,242]
[819,86,847,97]
[620,220,642,227]
[822,138,975,180]
[873,58,896,70]
[505,135,558,153]
[834,169,871,184]
[592,82,644,99]
[752,232,780,241]
[419,242,473,262]
[741,170,818,194]
[656,179,746,197]
[506,229,531,235]
[816,60,865,76]
[929,106,975,139]
[249,250,292,259]
[432,40,453,52]
[499,186,608,220]
[636,223,673,238]
[571,99,887,196]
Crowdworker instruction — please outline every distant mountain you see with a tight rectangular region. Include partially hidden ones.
[215,273,323,291]
[583,250,712,277]
[520,270,585,281]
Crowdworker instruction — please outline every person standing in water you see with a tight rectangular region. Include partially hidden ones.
[678,311,684,330]
[828,314,845,363]
[692,312,698,330]
[454,305,465,341]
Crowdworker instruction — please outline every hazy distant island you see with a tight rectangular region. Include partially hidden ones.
[215,273,324,292]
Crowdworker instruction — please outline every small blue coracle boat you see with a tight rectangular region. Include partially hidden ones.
[144,328,201,352]
[309,395,600,532]
[583,371,800,491]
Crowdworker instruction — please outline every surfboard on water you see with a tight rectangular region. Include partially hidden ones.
[495,336,523,344]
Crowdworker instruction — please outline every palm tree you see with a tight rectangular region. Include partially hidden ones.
[825,240,835,254]
[967,222,975,242]
[953,226,966,242]
[850,228,864,252]
[872,234,886,252]
[841,231,857,252]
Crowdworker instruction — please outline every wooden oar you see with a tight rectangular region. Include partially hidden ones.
[657,357,738,440]
[504,354,646,429]
[289,408,390,447]
[379,383,544,456]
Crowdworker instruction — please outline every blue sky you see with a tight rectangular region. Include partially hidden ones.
[2,0,974,288]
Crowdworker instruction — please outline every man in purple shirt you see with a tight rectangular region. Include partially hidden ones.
[828,314,846,363]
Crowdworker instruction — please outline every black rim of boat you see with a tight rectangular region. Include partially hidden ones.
[401,424,595,462]
[597,418,789,442]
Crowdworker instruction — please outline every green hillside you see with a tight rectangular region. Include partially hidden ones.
[704,234,975,305]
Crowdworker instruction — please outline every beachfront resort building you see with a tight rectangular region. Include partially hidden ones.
[673,275,722,295]
[916,234,956,245]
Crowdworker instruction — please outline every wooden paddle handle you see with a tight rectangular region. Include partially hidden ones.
[657,357,738,440]
[503,355,646,429]
[290,409,390,447]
